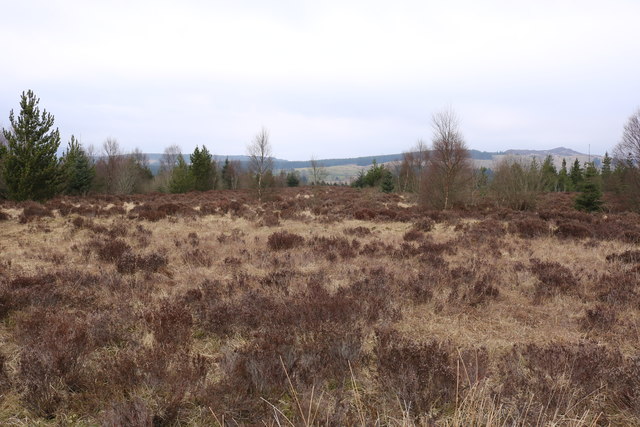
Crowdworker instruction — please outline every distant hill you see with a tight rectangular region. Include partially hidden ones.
[142,147,602,182]
[502,147,586,157]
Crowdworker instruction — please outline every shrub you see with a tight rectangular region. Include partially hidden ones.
[354,209,376,220]
[343,226,371,237]
[412,218,435,232]
[375,329,457,416]
[403,229,423,242]
[529,258,578,299]
[606,250,640,264]
[555,220,593,239]
[95,239,132,262]
[18,202,53,223]
[267,231,305,251]
[581,304,617,330]
[508,217,549,238]
[182,248,213,268]
[260,212,280,227]
[101,398,153,427]
[116,252,168,274]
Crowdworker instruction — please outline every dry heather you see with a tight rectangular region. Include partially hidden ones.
[0,187,639,426]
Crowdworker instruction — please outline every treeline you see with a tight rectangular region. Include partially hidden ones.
[352,107,640,213]
[1,91,639,213]
[0,91,313,202]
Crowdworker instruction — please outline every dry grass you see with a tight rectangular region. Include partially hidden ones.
[0,187,639,425]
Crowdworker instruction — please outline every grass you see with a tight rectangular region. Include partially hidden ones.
[0,187,639,425]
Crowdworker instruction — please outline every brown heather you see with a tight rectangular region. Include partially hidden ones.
[0,186,639,425]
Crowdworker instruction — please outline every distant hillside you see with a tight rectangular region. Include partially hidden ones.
[142,147,602,182]
[502,147,586,157]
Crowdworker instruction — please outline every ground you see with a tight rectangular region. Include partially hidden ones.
[0,187,639,425]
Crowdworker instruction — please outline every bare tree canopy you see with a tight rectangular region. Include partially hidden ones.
[491,156,545,210]
[614,108,640,166]
[423,108,473,210]
[247,127,273,199]
[398,139,429,193]
[309,155,327,185]
[160,144,182,173]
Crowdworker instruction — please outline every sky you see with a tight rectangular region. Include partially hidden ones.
[1,0,639,159]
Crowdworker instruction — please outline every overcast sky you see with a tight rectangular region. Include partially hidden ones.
[2,0,639,159]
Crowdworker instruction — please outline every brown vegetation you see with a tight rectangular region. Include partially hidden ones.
[0,187,639,425]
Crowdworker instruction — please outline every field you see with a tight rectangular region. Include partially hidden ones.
[0,187,639,426]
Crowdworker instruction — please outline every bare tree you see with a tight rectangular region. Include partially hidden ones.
[398,139,429,193]
[155,144,182,192]
[614,108,640,166]
[309,155,327,185]
[100,138,123,194]
[247,127,274,200]
[422,109,473,210]
[612,108,640,210]
[490,156,545,210]
[160,144,182,173]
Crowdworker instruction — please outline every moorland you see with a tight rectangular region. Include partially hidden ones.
[1,187,639,425]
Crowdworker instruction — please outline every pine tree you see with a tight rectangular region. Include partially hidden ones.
[364,159,385,187]
[575,162,603,212]
[2,90,62,201]
[190,145,215,191]
[558,158,570,191]
[169,156,194,193]
[286,171,300,187]
[569,158,583,190]
[221,158,233,189]
[541,155,558,191]
[61,135,94,195]
[380,170,395,193]
[601,151,613,191]
[0,136,7,198]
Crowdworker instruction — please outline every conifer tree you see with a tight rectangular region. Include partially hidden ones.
[221,158,232,189]
[286,170,300,187]
[569,158,583,190]
[190,145,215,191]
[575,162,603,212]
[541,155,558,191]
[2,90,62,201]
[601,152,613,191]
[169,156,194,193]
[61,135,94,195]
[380,169,395,193]
[558,158,570,191]
[0,134,7,198]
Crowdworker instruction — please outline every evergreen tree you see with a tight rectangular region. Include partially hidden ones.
[541,155,558,191]
[364,159,385,187]
[169,156,194,193]
[380,170,395,193]
[221,157,233,189]
[351,169,366,188]
[2,90,62,201]
[190,145,215,191]
[61,135,94,195]
[575,162,603,212]
[569,158,583,190]
[0,136,7,198]
[286,170,300,187]
[601,151,613,191]
[558,158,570,191]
